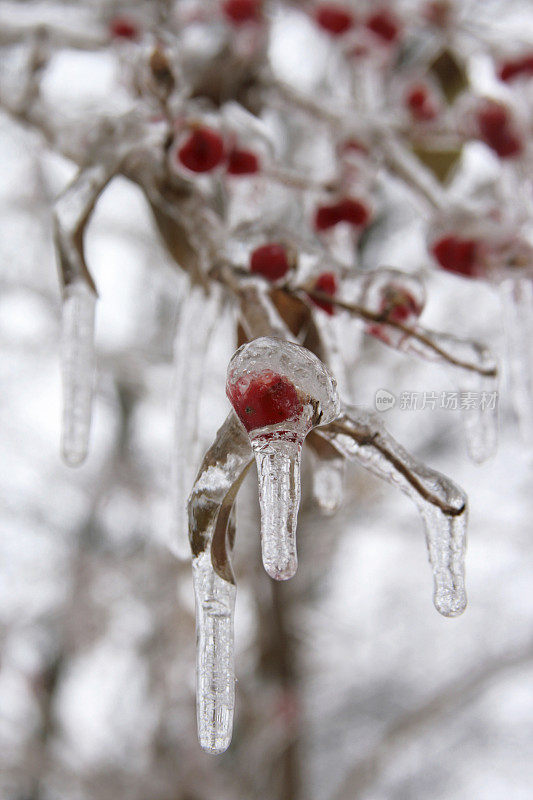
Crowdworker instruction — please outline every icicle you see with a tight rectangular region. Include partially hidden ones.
[253,432,304,579]
[60,281,97,466]
[188,413,253,754]
[226,338,340,580]
[170,284,222,558]
[308,431,345,515]
[499,276,533,443]
[312,455,345,516]
[193,550,236,754]
[319,406,467,617]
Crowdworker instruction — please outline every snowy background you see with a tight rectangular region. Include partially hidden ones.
[1,2,533,799]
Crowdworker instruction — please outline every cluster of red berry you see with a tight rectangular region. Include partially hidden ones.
[177,127,260,175]
[314,4,401,44]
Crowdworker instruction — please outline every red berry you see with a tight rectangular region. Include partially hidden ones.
[499,55,533,82]
[476,103,523,159]
[109,17,139,40]
[315,4,355,36]
[222,0,261,25]
[314,198,370,231]
[380,288,420,322]
[227,371,303,431]
[227,148,260,175]
[250,243,291,281]
[309,272,338,315]
[177,127,225,173]
[405,84,438,121]
[337,198,370,226]
[432,235,479,277]
[315,204,341,230]
[365,9,400,43]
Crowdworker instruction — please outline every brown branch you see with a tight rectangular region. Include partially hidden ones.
[303,290,497,378]
[320,421,465,517]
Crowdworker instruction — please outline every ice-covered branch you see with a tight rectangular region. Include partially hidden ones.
[55,164,116,465]
[318,405,468,617]
[188,412,253,754]
[304,289,497,378]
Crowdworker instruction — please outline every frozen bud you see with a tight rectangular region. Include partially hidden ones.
[109,16,140,40]
[314,197,371,231]
[177,127,225,173]
[249,243,293,282]
[307,272,339,316]
[226,338,340,579]
[365,8,401,44]
[498,54,533,83]
[314,4,355,37]
[405,84,439,122]
[432,234,482,278]
[227,147,260,175]
[222,0,262,25]
[476,101,523,159]
[363,269,425,346]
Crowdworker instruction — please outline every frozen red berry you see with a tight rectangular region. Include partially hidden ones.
[365,9,400,43]
[315,4,355,36]
[227,148,260,175]
[379,286,421,323]
[476,103,523,159]
[227,370,303,431]
[109,17,140,40]
[432,235,479,277]
[177,127,225,173]
[222,0,261,25]
[498,55,533,83]
[250,243,291,281]
[314,198,370,230]
[405,84,438,121]
[308,272,338,315]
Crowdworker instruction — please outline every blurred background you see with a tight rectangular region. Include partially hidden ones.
[1,1,533,799]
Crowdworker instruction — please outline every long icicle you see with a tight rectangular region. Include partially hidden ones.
[188,413,253,753]
[60,281,97,466]
[319,405,468,617]
[499,276,533,443]
[171,284,222,558]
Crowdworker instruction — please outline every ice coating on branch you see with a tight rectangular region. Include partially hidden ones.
[60,281,97,466]
[499,277,533,443]
[226,337,340,579]
[319,406,467,616]
[171,285,222,558]
[188,414,253,753]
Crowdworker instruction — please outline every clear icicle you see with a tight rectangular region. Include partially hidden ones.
[171,284,221,558]
[398,329,498,463]
[320,405,467,617]
[312,455,345,516]
[499,276,533,443]
[193,551,236,754]
[188,413,253,754]
[60,281,97,466]
[226,338,340,581]
[253,434,302,580]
